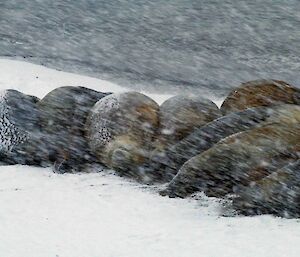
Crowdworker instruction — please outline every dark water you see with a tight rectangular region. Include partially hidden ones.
[1,0,300,96]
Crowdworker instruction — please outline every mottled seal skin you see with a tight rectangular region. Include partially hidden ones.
[160,106,300,198]
[0,89,43,165]
[155,95,221,151]
[86,92,159,181]
[233,159,300,218]
[37,86,110,172]
[143,105,298,183]
[144,106,272,182]
[220,79,300,115]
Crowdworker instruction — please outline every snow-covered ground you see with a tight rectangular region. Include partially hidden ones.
[0,59,300,257]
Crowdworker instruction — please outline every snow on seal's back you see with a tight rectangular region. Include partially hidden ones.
[0,90,28,153]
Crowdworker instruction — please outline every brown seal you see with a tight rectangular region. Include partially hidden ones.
[220,79,300,115]
[233,159,300,218]
[156,94,221,151]
[86,92,159,181]
[160,105,300,198]
[37,86,110,172]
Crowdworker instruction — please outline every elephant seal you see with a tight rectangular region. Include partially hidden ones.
[86,92,159,181]
[143,106,274,182]
[160,105,300,198]
[0,89,43,165]
[155,95,221,151]
[220,80,300,115]
[143,104,300,183]
[233,159,300,218]
[37,86,110,172]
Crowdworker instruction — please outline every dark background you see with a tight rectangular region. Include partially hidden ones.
[1,0,300,96]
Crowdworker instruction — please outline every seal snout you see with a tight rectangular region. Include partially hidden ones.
[111,148,132,168]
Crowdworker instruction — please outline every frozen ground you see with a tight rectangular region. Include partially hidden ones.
[0,59,300,257]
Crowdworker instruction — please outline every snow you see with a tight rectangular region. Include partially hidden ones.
[0,59,171,105]
[0,59,300,257]
[0,59,224,107]
[0,90,28,152]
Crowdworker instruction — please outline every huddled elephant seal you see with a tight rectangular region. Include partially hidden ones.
[0,89,43,165]
[37,86,110,172]
[86,92,159,181]
[220,79,300,115]
[160,105,300,198]
[143,106,276,182]
[155,95,221,151]
[233,159,300,218]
